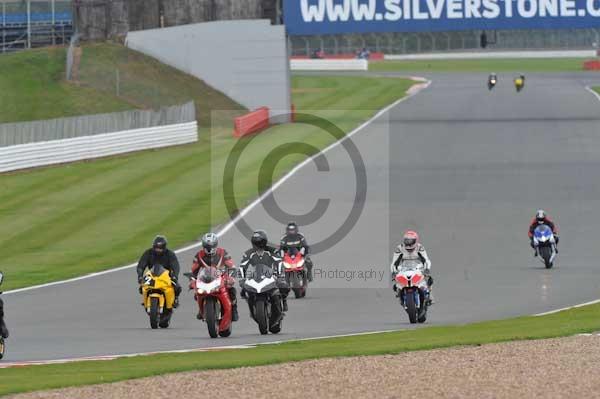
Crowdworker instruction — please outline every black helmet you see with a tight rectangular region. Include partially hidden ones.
[251,230,268,250]
[286,221,298,235]
[202,232,218,255]
[536,209,546,224]
[152,235,168,254]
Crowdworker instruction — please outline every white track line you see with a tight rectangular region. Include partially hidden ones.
[0,329,404,368]
[4,79,431,296]
[585,85,600,102]
[534,299,600,317]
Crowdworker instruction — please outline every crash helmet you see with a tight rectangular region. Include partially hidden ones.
[251,230,268,250]
[403,231,419,252]
[286,221,299,235]
[536,209,547,224]
[152,235,168,255]
[202,232,219,255]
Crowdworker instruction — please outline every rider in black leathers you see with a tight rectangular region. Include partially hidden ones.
[0,272,7,339]
[0,298,8,339]
[240,230,289,312]
[279,222,314,282]
[136,235,182,307]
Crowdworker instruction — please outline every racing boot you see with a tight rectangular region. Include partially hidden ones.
[282,298,288,312]
[196,311,204,321]
[306,258,314,282]
[231,304,239,322]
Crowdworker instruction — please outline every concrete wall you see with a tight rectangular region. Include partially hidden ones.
[75,0,276,40]
[126,20,291,119]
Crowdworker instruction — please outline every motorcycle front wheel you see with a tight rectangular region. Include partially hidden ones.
[405,292,418,324]
[149,297,160,329]
[539,246,554,269]
[255,297,269,335]
[204,297,219,338]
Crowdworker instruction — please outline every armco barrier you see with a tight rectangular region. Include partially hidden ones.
[290,59,368,71]
[234,107,270,138]
[0,122,198,173]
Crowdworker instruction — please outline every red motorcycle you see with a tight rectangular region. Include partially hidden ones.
[282,249,308,298]
[186,267,233,338]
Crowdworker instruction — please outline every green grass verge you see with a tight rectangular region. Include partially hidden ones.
[370,58,591,73]
[1,304,599,395]
[0,74,413,291]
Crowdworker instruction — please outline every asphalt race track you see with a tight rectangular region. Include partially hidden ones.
[5,73,600,362]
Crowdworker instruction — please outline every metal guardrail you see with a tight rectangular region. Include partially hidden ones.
[0,102,196,147]
[0,121,199,173]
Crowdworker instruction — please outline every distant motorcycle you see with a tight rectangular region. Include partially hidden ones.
[242,263,286,335]
[0,271,5,360]
[282,249,308,298]
[394,259,431,324]
[185,267,233,338]
[488,73,497,90]
[514,75,525,92]
[140,264,176,329]
[533,224,557,269]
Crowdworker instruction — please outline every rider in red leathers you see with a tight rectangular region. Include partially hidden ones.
[191,233,239,321]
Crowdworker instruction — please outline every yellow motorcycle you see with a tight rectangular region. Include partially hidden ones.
[514,75,525,92]
[140,265,176,329]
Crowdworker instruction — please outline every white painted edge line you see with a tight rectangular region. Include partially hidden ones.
[534,299,600,317]
[4,78,432,296]
[0,329,405,368]
[585,85,600,102]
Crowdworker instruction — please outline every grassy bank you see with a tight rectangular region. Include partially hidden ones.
[0,43,244,125]
[1,303,599,395]
[0,74,413,290]
[370,58,590,73]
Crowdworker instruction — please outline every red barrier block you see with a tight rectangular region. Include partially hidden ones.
[583,60,600,70]
[234,107,270,138]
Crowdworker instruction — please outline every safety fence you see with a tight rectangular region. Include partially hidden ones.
[0,121,198,173]
[290,59,368,71]
[0,102,196,147]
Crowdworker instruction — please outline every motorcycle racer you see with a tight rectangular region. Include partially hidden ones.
[279,221,313,282]
[240,230,289,312]
[528,209,559,255]
[390,231,433,303]
[191,233,239,321]
[136,235,182,307]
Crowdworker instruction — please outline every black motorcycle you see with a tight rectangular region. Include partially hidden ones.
[488,74,497,90]
[242,264,287,335]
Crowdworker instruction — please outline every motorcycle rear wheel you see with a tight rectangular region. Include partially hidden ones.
[149,297,160,329]
[405,292,418,324]
[255,297,269,335]
[0,337,5,360]
[204,297,219,338]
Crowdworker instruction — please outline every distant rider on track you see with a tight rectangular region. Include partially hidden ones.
[136,235,182,307]
[528,209,559,256]
[190,233,239,321]
[279,221,314,282]
[390,231,433,304]
[0,276,8,339]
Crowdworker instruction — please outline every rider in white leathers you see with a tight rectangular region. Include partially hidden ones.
[390,231,433,303]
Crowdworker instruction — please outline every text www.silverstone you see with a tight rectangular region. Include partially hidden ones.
[300,0,600,22]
